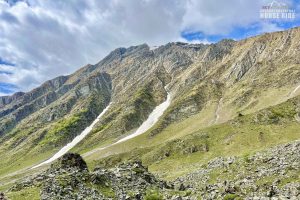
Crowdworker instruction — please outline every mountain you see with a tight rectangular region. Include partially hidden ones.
[0,27,300,199]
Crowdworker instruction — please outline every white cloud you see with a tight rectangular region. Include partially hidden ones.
[0,92,8,96]
[260,22,283,33]
[0,0,296,95]
[178,37,211,45]
[0,0,187,93]
[182,0,261,35]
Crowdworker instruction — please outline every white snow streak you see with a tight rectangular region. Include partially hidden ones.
[289,83,300,98]
[84,85,171,157]
[32,103,111,168]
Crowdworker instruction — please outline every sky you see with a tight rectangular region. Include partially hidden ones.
[0,0,300,96]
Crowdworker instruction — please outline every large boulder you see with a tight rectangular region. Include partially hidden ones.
[0,192,7,200]
[51,153,88,171]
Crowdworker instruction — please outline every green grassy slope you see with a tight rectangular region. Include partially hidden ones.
[85,94,300,180]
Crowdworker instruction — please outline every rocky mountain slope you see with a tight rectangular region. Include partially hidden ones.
[0,27,300,199]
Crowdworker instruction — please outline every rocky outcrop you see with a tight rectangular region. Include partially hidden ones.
[0,192,7,200]
[0,76,68,111]
[51,153,88,171]
[9,154,176,200]
[176,140,300,199]
[0,72,112,137]
[229,40,266,81]
[0,92,25,109]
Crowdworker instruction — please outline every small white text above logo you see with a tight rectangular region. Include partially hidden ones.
[260,0,295,20]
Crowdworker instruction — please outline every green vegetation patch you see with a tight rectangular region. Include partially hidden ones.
[144,189,163,200]
[6,186,40,200]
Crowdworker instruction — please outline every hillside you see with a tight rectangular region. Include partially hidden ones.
[0,27,300,199]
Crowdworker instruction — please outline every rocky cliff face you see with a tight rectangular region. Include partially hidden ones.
[0,73,111,135]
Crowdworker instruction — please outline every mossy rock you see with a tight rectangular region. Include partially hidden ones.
[51,153,88,171]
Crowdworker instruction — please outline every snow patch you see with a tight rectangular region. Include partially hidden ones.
[84,85,171,157]
[289,83,300,97]
[32,103,112,168]
[150,46,159,50]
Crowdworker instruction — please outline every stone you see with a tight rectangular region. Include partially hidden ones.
[52,153,88,171]
[0,192,7,200]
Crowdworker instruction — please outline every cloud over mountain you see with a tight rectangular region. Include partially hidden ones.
[0,0,299,95]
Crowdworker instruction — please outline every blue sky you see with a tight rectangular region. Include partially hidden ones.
[181,0,300,43]
[182,20,300,43]
[0,0,300,96]
[0,82,18,94]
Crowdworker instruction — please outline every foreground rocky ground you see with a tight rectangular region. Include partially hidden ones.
[4,153,178,200]
[175,140,300,199]
[1,140,300,199]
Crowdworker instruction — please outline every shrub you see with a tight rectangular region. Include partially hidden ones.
[224,194,242,200]
[144,189,163,200]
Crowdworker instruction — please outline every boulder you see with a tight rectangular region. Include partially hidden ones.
[0,192,7,200]
[52,153,88,171]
